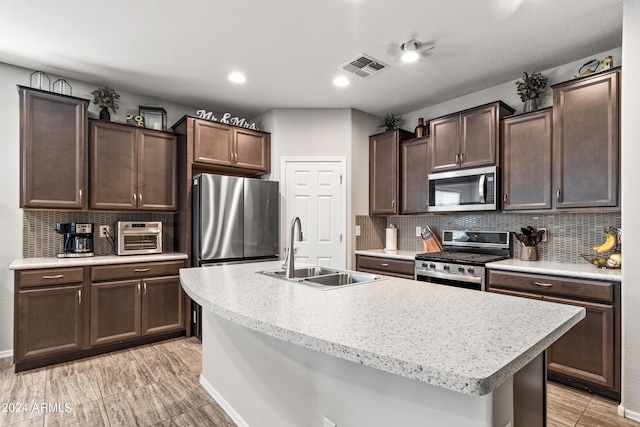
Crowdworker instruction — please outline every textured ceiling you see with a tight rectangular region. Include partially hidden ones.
[0,0,623,118]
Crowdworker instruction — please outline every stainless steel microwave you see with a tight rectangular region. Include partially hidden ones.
[428,166,498,212]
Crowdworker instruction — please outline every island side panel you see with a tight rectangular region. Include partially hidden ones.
[200,311,515,427]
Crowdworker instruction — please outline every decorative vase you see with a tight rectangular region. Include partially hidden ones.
[415,118,425,138]
[523,98,538,113]
[99,107,110,121]
[520,246,538,261]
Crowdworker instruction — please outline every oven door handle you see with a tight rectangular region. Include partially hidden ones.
[415,269,483,285]
[478,174,486,204]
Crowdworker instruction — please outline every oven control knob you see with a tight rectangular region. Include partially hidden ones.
[467,268,475,274]
[443,265,450,271]
[422,262,428,268]
[429,263,436,269]
[458,267,465,273]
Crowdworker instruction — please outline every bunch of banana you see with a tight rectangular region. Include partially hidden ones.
[593,229,617,253]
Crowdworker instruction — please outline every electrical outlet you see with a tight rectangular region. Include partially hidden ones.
[540,228,548,242]
[416,226,422,237]
[355,225,361,236]
[99,225,111,238]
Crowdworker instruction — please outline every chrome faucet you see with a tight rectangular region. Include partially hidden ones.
[285,216,303,278]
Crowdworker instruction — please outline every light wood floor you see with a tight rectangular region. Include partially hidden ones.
[0,337,637,426]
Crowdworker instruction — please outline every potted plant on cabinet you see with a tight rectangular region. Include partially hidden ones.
[378,113,403,131]
[515,71,548,113]
[91,86,120,121]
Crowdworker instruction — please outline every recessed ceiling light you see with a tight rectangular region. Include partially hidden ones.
[333,76,350,87]
[228,72,246,83]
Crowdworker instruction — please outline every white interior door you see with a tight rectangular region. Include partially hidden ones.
[283,158,345,268]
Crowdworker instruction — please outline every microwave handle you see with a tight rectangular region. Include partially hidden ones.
[478,174,486,204]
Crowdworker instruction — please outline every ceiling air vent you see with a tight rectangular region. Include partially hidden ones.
[341,54,388,78]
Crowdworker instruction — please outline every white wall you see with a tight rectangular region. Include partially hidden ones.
[0,61,224,354]
[260,108,379,269]
[403,47,622,130]
[622,0,640,417]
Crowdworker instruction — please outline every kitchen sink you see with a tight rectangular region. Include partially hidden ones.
[257,266,383,290]
[261,266,339,279]
[304,272,379,286]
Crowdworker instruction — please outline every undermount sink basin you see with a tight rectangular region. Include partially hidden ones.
[257,266,383,290]
[304,272,379,286]
[262,266,339,279]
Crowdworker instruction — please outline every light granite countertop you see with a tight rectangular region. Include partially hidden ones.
[180,260,584,396]
[354,249,418,261]
[9,252,188,270]
[487,259,622,282]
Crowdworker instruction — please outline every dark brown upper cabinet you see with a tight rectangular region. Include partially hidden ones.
[369,129,414,216]
[89,120,177,211]
[401,136,429,214]
[429,101,514,173]
[502,109,553,211]
[173,117,270,176]
[19,86,89,209]
[552,69,620,209]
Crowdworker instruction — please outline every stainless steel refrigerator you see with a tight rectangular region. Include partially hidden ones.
[191,173,279,337]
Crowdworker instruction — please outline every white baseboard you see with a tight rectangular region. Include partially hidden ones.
[623,406,640,422]
[0,349,12,359]
[199,374,249,427]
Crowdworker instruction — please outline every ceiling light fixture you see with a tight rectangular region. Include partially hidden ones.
[228,72,246,83]
[333,76,350,87]
[401,40,421,63]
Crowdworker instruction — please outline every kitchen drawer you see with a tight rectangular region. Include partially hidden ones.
[17,267,85,288]
[488,270,613,303]
[91,261,184,282]
[356,255,414,278]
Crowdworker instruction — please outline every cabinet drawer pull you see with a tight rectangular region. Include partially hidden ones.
[42,274,64,279]
[533,281,553,288]
[134,268,150,272]
[78,289,82,304]
[380,263,389,267]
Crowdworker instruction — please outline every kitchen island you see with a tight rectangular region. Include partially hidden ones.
[180,261,585,427]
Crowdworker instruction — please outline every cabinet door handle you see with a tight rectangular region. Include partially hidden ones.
[134,268,150,272]
[78,289,82,304]
[143,282,147,295]
[133,193,137,207]
[42,274,64,279]
[460,152,464,164]
[138,282,141,296]
[455,154,460,165]
[380,263,389,267]
[533,281,553,288]
[391,199,395,208]
[79,189,83,203]
[229,152,233,162]
[138,193,143,207]
[556,189,561,202]
[503,193,508,205]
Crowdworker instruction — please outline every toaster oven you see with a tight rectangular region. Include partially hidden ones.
[116,221,163,255]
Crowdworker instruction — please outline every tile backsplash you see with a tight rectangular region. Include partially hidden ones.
[23,211,176,257]
[356,212,621,264]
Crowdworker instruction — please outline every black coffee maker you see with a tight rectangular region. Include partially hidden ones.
[55,223,95,258]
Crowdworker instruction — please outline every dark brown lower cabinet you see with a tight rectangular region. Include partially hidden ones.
[487,270,620,401]
[90,280,142,346]
[355,254,414,279]
[16,284,84,362]
[14,261,186,372]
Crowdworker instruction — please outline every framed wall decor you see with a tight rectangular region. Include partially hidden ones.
[139,105,167,131]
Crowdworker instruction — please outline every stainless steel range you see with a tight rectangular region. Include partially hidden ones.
[414,230,512,291]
